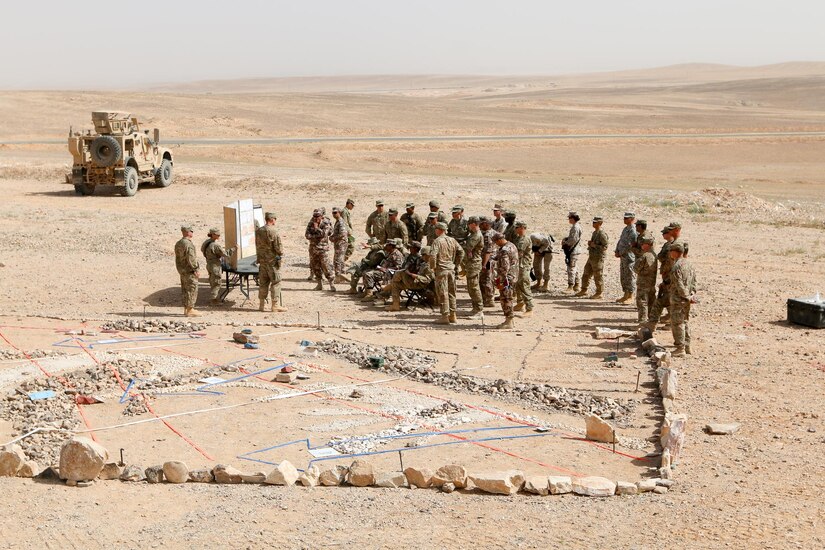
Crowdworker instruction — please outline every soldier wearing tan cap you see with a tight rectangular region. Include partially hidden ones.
[175,225,201,317]
[342,198,356,260]
[201,227,233,306]
[365,200,389,244]
[256,212,287,312]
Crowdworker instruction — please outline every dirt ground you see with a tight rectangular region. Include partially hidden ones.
[0,69,824,549]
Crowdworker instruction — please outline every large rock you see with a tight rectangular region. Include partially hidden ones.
[636,479,657,493]
[188,469,214,483]
[145,465,164,484]
[319,465,348,486]
[99,462,123,480]
[298,465,320,487]
[264,460,299,486]
[616,481,638,495]
[373,471,408,488]
[119,465,145,482]
[0,445,26,477]
[585,414,617,443]
[59,438,109,482]
[548,476,573,495]
[523,475,550,496]
[213,464,243,484]
[347,460,375,487]
[572,476,616,497]
[241,471,267,484]
[163,461,189,484]
[432,464,467,489]
[17,460,39,478]
[404,466,434,488]
[658,368,677,399]
[468,471,525,495]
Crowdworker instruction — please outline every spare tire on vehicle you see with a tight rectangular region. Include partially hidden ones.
[90,135,122,167]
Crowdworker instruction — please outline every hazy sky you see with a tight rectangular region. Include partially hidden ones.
[3,0,824,89]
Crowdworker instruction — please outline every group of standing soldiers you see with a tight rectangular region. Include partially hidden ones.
[561,211,697,357]
[174,201,697,357]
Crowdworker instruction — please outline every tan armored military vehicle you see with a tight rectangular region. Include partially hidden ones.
[68,112,173,196]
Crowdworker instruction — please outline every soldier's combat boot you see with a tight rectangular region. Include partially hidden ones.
[334,275,349,284]
[573,282,581,292]
[539,282,549,293]
[210,298,221,307]
[483,299,494,308]
[271,303,288,313]
[435,314,450,325]
[314,280,323,291]
[566,284,575,292]
[360,290,374,302]
[449,312,457,323]
[589,289,603,299]
[466,308,483,320]
[306,273,315,281]
[514,302,525,312]
[328,280,336,292]
[497,317,514,329]
[671,347,686,358]
[345,287,358,295]
[521,309,533,318]
[616,292,632,303]
[685,345,692,355]
[574,288,588,297]
[259,299,267,312]
[386,296,401,312]
[184,308,202,317]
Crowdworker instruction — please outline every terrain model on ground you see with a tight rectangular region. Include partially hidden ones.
[67,111,173,197]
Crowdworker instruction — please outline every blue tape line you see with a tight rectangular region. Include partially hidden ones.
[195,361,291,391]
[52,335,202,349]
[119,379,136,404]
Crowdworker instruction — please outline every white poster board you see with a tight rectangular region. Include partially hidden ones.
[223,199,257,269]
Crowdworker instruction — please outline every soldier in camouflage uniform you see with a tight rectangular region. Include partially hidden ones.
[365,200,389,244]
[361,239,405,301]
[479,216,497,307]
[401,203,424,243]
[201,227,233,306]
[630,219,652,257]
[493,232,518,329]
[668,242,696,357]
[513,221,534,316]
[491,204,508,233]
[385,243,432,311]
[255,212,287,312]
[342,198,356,260]
[385,208,410,249]
[529,232,554,293]
[503,211,518,243]
[562,211,583,292]
[646,225,675,328]
[375,241,423,305]
[669,221,689,257]
[346,237,385,295]
[175,225,201,317]
[448,205,469,246]
[428,200,448,224]
[423,212,439,245]
[575,217,609,299]
[430,223,464,324]
[331,207,349,284]
[615,212,638,303]
[463,216,484,318]
[633,235,658,325]
[305,209,336,291]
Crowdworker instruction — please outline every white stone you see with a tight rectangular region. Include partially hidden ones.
[705,423,740,435]
[373,471,408,488]
[572,476,616,497]
[319,465,348,486]
[468,471,525,495]
[432,464,467,488]
[548,476,573,495]
[188,469,214,483]
[347,460,375,487]
[59,437,109,482]
[658,368,677,399]
[636,479,657,492]
[163,461,189,484]
[298,465,320,487]
[119,465,145,482]
[275,372,298,384]
[523,475,550,496]
[265,460,299,486]
[653,486,669,494]
[241,471,267,484]
[98,462,122,480]
[404,466,434,488]
[0,445,26,477]
[585,414,617,443]
[213,464,243,484]
[616,481,638,495]
[441,482,455,493]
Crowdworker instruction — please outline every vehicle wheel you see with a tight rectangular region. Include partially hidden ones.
[90,136,122,167]
[74,183,95,196]
[121,166,139,197]
[154,159,173,187]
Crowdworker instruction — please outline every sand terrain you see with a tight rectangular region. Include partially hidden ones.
[0,66,824,549]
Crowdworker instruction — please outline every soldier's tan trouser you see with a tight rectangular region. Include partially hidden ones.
[258,263,282,305]
[179,273,198,309]
[207,261,222,300]
[648,282,671,323]
[567,253,582,286]
[499,277,515,318]
[333,240,347,277]
[532,253,552,284]
[435,271,456,315]
[636,285,656,323]
[515,267,533,310]
[620,254,636,294]
[466,268,483,309]
[669,298,691,349]
[580,260,604,293]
